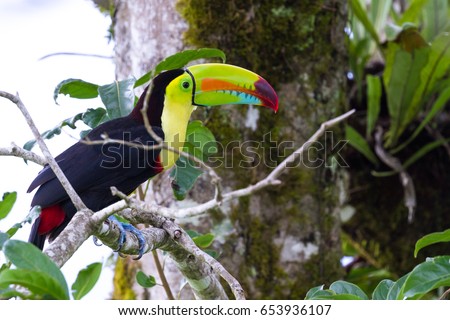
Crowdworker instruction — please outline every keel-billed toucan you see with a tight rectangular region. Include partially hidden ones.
[27,63,278,257]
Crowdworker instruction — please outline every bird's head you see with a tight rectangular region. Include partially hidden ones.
[132,63,278,169]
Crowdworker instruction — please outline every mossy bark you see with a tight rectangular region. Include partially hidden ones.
[178,0,347,298]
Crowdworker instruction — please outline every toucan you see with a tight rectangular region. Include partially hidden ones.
[27,63,278,257]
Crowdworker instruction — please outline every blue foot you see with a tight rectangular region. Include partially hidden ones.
[108,216,146,260]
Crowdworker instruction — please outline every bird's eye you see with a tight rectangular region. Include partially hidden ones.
[182,81,190,89]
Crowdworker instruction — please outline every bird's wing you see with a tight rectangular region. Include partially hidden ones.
[28,117,164,208]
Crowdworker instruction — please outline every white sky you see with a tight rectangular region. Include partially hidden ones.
[0,0,117,299]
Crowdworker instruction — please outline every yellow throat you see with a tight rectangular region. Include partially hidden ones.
[159,74,195,169]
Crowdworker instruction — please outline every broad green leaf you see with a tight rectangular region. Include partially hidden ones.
[401,256,450,299]
[98,79,135,119]
[0,232,9,249]
[170,157,203,200]
[192,233,214,248]
[134,48,226,88]
[366,75,381,137]
[0,269,69,300]
[384,45,429,146]
[136,271,157,288]
[415,230,450,257]
[422,0,449,41]
[372,279,395,300]
[0,192,17,220]
[23,113,84,151]
[0,288,29,299]
[81,107,109,129]
[203,249,219,258]
[184,120,218,160]
[349,0,380,45]
[2,240,68,297]
[345,125,379,165]
[399,0,429,25]
[186,230,200,238]
[54,79,99,104]
[71,262,102,300]
[305,289,335,300]
[386,273,408,299]
[305,285,324,299]
[312,293,365,300]
[170,121,217,200]
[370,0,392,36]
[329,280,368,299]
[407,33,450,124]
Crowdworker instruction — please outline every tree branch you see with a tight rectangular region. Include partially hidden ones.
[1,88,354,299]
[0,142,46,166]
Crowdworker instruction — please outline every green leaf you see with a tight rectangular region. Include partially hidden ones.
[0,192,17,220]
[186,230,201,238]
[401,256,450,299]
[134,48,226,88]
[54,79,99,104]
[366,75,382,137]
[372,279,395,300]
[329,280,368,299]
[170,157,203,200]
[402,138,450,169]
[23,113,84,151]
[305,285,324,299]
[170,121,217,200]
[369,0,392,37]
[203,249,219,258]
[415,230,450,257]
[422,0,449,41]
[345,125,379,165]
[399,0,429,25]
[2,240,68,297]
[393,86,450,153]
[136,271,157,288]
[192,233,214,248]
[6,206,41,238]
[349,0,380,45]
[386,273,409,299]
[98,79,136,119]
[71,262,102,300]
[0,232,9,249]
[184,120,218,160]
[81,107,109,129]
[384,44,430,146]
[0,269,69,300]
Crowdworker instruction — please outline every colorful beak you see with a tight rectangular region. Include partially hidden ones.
[186,63,278,112]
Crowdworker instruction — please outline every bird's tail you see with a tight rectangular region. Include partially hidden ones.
[28,217,46,250]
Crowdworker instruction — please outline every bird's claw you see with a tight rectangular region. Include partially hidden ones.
[108,216,146,260]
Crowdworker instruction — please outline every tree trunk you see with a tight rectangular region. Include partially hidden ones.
[111,0,347,299]
[178,0,347,299]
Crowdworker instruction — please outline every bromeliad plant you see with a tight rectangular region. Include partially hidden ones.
[346,0,450,218]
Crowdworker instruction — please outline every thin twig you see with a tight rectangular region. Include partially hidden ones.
[39,52,113,61]
[152,250,175,300]
[0,90,87,211]
[170,109,356,218]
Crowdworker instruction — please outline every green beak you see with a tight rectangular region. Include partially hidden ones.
[186,63,278,112]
